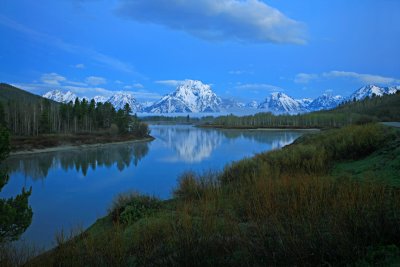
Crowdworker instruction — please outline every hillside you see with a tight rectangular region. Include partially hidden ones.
[0,83,57,105]
[332,90,400,121]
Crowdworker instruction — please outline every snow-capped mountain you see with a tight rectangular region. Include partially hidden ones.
[246,100,258,109]
[307,94,343,111]
[348,85,400,101]
[258,92,306,114]
[93,96,108,103]
[220,98,245,110]
[43,84,399,115]
[147,80,222,113]
[107,92,142,112]
[296,98,313,108]
[141,101,154,108]
[43,90,78,103]
[43,90,142,112]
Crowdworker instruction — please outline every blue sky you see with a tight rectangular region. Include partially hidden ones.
[1,0,399,102]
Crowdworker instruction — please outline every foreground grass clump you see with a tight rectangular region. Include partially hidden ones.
[27,124,400,266]
[109,191,162,224]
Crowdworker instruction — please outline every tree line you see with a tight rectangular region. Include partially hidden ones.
[0,98,150,137]
[205,92,400,129]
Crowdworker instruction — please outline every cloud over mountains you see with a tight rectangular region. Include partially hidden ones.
[116,0,306,44]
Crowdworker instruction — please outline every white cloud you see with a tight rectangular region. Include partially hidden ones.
[116,0,306,44]
[294,73,318,83]
[65,80,88,86]
[133,83,144,89]
[323,71,400,84]
[155,80,185,87]
[75,63,85,69]
[85,76,107,85]
[41,73,66,85]
[294,70,400,85]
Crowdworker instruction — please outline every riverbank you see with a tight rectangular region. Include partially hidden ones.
[10,134,155,155]
[25,123,400,266]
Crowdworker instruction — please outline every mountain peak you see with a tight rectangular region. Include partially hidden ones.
[349,84,399,101]
[259,92,305,114]
[147,80,221,113]
[43,90,77,103]
[307,94,343,111]
[107,91,142,112]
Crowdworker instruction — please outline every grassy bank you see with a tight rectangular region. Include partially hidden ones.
[10,133,154,153]
[21,124,400,266]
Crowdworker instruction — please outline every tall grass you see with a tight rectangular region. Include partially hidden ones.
[27,123,400,266]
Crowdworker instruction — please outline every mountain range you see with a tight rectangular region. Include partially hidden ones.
[42,81,400,115]
[43,90,144,112]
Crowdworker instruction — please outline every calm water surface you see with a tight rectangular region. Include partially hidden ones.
[1,125,310,248]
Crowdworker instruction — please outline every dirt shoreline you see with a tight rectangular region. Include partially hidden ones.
[10,137,155,156]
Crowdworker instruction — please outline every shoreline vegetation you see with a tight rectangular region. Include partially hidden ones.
[10,135,155,156]
[24,123,400,266]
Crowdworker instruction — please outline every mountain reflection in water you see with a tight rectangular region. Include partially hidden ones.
[151,125,300,163]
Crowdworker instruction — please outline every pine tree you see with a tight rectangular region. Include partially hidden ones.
[0,123,32,243]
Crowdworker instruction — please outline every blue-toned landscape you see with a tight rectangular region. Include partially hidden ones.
[3,125,305,248]
[1,1,400,266]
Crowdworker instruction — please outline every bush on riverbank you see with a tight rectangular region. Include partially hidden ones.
[27,124,400,266]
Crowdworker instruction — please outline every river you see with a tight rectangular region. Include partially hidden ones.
[1,125,311,249]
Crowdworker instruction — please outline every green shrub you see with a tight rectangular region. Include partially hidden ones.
[109,192,161,224]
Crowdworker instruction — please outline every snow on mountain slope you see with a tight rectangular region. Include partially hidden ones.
[258,92,306,114]
[296,98,313,108]
[220,98,245,110]
[307,94,343,111]
[246,100,258,108]
[348,85,399,101]
[43,90,78,103]
[43,90,142,112]
[93,96,108,103]
[107,92,142,112]
[42,84,400,115]
[147,80,222,113]
[141,101,154,108]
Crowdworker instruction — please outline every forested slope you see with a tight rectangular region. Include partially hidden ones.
[0,83,149,140]
[204,92,400,129]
